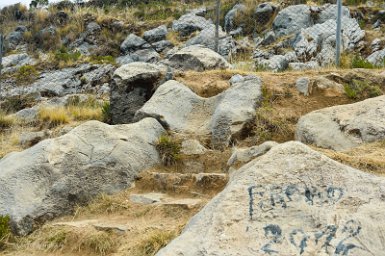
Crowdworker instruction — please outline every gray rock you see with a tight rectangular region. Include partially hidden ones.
[172,13,213,36]
[288,61,319,70]
[370,38,382,53]
[0,118,165,236]
[86,22,101,34]
[167,45,231,71]
[143,25,168,43]
[224,4,246,33]
[256,55,288,72]
[296,77,310,96]
[261,31,275,45]
[1,64,113,98]
[181,140,207,155]
[186,25,235,57]
[255,2,276,25]
[135,76,262,149]
[1,53,36,73]
[157,141,385,256]
[19,131,50,148]
[227,141,278,167]
[120,34,150,54]
[6,31,24,50]
[296,95,385,150]
[317,4,350,23]
[110,62,168,124]
[151,40,174,53]
[367,48,385,67]
[273,5,312,37]
[117,49,160,65]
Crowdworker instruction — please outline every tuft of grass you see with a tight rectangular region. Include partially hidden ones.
[101,102,112,124]
[134,229,176,256]
[0,215,11,242]
[15,65,38,85]
[156,135,182,166]
[344,79,383,100]
[38,107,70,127]
[0,94,36,114]
[0,112,16,130]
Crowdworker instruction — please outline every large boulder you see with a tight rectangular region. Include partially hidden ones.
[367,48,385,67]
[1,53,36,73]
[135,75,262,149]
[0,118,165,235]
[172,13,213,37]
[273,5,313,37]
[157,141,385,256]
[143,25,168,43]
[1,64,114,98]
[296,95,385,150]
[255,2,276,26]
[186,25,235,57]
[167,45,231,71]
[224,4,246,33]
[110,62,169,124]
[120,33,151,54]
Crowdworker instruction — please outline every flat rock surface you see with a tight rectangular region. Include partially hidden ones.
[157,141,385,256]
[0,118,164,235]
[296,95,385,150]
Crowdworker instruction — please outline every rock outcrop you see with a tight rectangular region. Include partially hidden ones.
[296,95,385,150]
[135,75,262,149]
[167,45,231,71]
[0,118,165,236]
[157,141,385,256]
[110,62,169,124]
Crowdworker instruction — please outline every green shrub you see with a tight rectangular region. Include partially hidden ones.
[16,65,38,85]
[0,215,11,242]
[89,55,116,65]
[351,55,375,69]
[101,102,112,124]
[0,94,36,113]
[344,79,383,100]
[54,46,81,63]
[156,135,181,166]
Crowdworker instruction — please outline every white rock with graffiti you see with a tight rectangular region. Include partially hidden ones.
[157,141,385,256]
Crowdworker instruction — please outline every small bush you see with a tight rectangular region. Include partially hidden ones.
[156,135,181,166]
[54,46,82,66]
[101,102,112,124]
[15,65,38,85]
[351,55,375,69]
[344,79,383,100]
[0,215,11,242]
[0,94,36,113]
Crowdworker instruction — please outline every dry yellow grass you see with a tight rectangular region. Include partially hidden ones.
[38,107,70,127]
[314,141,385,176]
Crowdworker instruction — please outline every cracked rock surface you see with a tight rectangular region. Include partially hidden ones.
[157,141,385,256]
[0,118,164,235]
[296,95,385,150]
[135,76,262,149]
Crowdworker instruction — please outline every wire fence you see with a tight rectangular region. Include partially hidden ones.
[184,0,385,70]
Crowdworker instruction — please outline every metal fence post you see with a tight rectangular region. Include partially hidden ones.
[0,34,4,97]
[214,0,220,53]
[335,0,342,67]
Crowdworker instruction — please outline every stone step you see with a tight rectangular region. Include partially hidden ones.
[129,192,202,209]
[134,172,228,196]
[53,220,130,235]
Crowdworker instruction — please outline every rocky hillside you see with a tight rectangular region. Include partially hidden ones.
[0,0,385,255]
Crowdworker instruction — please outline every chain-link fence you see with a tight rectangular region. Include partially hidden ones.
[184,0,385,71]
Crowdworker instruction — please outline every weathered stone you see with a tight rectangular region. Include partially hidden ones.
[256,55,288,72]
[19,131,50,148]
[135,75,262,149]
[110,62,168,124]
[296,77,310,96]
[227,141,278,167]
[367,48,385,67]
[151,40,174,53]
[157,141,385,256]
[273,5,312,37]
[116,49,160,65]
[296,95,385,150]
[1,53,36,73]
[172,13,213,36]
[120,34,150,54]
[224,4,246,33]
[0,118,165,236]
[143,25,168,43]
[255,2,276,26]
[181,139,207,155]
[167,45,231,71]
